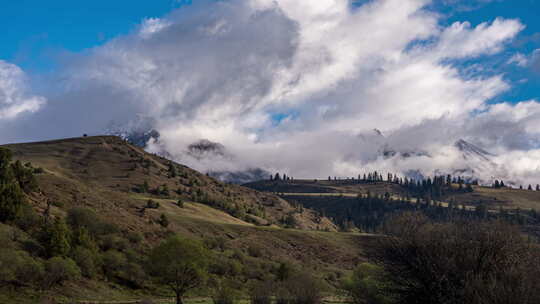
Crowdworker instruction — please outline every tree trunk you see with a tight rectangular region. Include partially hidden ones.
[176,292,183,304]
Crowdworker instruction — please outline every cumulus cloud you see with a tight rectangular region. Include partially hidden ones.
[0,0,539,186]
[508,53,529,67]
[0,60,46,120]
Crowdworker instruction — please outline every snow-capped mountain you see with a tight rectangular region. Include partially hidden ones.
[106,124,508,185]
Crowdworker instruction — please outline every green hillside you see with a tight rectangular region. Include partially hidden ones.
[0,136,370,304]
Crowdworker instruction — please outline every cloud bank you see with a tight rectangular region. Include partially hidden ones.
[0,0,539,186]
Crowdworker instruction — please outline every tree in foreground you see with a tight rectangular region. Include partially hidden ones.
[343,263,393,304]
[371,212,540,304]
[147,236,209,304]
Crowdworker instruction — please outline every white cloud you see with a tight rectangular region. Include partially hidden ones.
[508,53,529,67]
[139,17,172,39]
[427,18,524,60]
[0,60,46,120]
[1,0,538,186]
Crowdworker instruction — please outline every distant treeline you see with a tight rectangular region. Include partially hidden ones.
[283,192,540,233]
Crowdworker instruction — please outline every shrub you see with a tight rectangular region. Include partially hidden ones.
[0,249,44,287]
[127,231,143,244]
[343,263,392,304]
[212,281,240,304]
[102,250,127,279]
[285,273,324,304]
[146,200,160,209]
[99,234,129,251]
[124,262,147,288]
[372,213,540,304]
[275,262,294,282]
[247,245,263,258]
[250,280,274,304]
[43,257,81,288]
[71,246,100,279]
[158,214,169,228]
[67,207,118,236]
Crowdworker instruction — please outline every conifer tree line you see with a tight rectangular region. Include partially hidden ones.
[284,191,540,233]
[269,169,540,193]
[270,172,293,181]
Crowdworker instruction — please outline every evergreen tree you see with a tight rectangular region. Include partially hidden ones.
[45,218,72,258]
[0,148,26,222]
[159,214,169,228]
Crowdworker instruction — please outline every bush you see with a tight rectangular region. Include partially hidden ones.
[372,213,540,304]
[43,257,81,288]
[72,246,100,278]
[158,214,169,228]
[127,231,143,244]
[212,281,240,304]
[285,273,324,304]
[343,263,392,304]
[123,262,147,288]
[0,249,44,287]
[99,234,129,251]
[250,280,274,304]
[247,245,263,258]
[67,207,118,236]
[102,250,127,279]
[146,200,160,209]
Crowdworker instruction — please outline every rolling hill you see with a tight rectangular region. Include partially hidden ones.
[0,136,372,303]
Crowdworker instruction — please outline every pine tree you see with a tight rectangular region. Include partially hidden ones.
[159,214,169,228]
[46,218,72,257]
[0,148,26,222]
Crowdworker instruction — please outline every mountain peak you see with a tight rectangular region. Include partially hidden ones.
[455,139,494,161]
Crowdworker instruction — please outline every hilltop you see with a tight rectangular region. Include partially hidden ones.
[4,136,337,232]
[0,136,372,303]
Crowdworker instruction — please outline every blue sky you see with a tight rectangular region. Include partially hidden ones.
[436,0,540,103]
[0,0,187,71]
[1,0,538,102]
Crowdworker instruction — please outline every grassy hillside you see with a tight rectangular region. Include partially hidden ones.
[0,136,372,303]
[246,179,540,233]
[4,136,337,232]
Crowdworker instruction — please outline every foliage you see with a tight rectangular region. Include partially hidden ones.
[372,212,540,304]
[343,263,393,304]
[0,249,44,287]
[276,261,293,282]
[212,280,240,304]
[276,272,323,304]
[250,280,274,304]
[146,236,210,304]
[146,200,160,209]
[43,257,81,288]
[158,213,169,228]
[71,246,100,279]
[0,148,26,223]
[67,207,118,236]
[43,218,72,258]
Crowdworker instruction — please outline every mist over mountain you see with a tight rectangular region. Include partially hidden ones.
[1,0,539,186]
